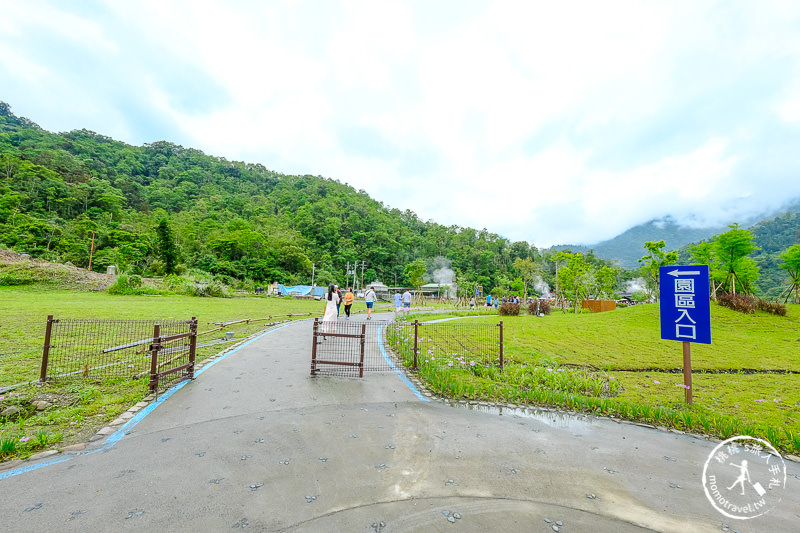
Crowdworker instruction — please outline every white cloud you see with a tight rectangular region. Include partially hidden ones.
[2,0,800,250]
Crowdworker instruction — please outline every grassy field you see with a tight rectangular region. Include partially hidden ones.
[0,287,326,461]
[398,303,800,454]
[3,288,799,460]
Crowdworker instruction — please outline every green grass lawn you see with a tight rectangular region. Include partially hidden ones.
[401,303,800,454]
[3,289,800,461]
[0,287,325,460]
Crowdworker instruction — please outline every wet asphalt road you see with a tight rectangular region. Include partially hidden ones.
[1,315,798,532]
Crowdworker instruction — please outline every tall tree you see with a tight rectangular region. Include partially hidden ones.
[513,257,539,299]
[638,240,678,302]
[156,217,179,275]
[779,244,800,303]
[404,260,427,290]
[714,223,759,294]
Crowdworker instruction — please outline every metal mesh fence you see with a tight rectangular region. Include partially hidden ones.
[311,319,399,377]
[42,316,195,390]
[311,318,503,377]
[384,320,503,371]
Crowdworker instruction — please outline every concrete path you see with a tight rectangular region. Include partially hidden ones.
[1,315,798,532]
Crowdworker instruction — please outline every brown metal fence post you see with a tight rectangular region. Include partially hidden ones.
[40,314,55,382]
[359,323,366,378]
[413,320,419,369]
[311,318,319,375]
[149,324,161,393]
[188,317,197,380]
[498,321,504,371]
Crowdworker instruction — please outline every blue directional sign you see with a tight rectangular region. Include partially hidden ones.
[659,265,711,344]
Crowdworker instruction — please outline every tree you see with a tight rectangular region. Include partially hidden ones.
[779,244,800,303]
[638,241,678,302]
[554,251,591,312]
[156,218,179,275]
[404,260,427,290]
[714,223,759,294]
[513,257,539,299]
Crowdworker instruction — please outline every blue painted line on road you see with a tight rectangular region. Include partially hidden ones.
[0,324,293,480]
[377,323,429,402]
[0,455,71,480]
[89,323,294,454]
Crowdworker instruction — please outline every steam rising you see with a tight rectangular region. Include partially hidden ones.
[534,276,551,299]
[431,256,457,298]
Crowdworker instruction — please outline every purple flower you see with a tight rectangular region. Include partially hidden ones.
[755,399,767,403]
[654,380,660,384]
[19,437,30,443]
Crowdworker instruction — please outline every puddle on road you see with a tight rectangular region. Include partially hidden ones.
[441,400,599,433]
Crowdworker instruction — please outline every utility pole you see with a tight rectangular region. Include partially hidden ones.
[360,261,366,290]
[311,263,316,288]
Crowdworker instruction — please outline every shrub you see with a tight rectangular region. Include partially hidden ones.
[498,303,520,316]
[107,275,141,295]
[717,293,756,314]
[718,293,788,316]
[527,299,551,316]
[756,299,787,317]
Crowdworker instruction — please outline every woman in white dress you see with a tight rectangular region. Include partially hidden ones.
[322,284,339,334]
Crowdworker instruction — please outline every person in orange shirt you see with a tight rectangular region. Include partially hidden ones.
[343,287,355,319]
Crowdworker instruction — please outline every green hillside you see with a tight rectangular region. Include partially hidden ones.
[0,102,543,293]
[2,101,798,299]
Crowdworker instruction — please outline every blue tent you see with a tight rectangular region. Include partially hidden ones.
[278,285,326,297]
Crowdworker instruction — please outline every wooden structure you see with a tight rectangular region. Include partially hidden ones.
[581,300,617,313]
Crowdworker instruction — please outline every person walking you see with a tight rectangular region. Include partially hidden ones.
[402,289,412,311]
[364,286,377,320]
[335,285,343,316]
[469,296,475,310]
[393,290,402,312]
[343,287,355,318]
[322,284,339,335]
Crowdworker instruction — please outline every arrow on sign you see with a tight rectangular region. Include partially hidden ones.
[666,269,701,277]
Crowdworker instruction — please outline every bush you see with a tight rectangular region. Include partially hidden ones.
[527,299,551,316]
[498,303,520,316]
[192,280,228,297]
[107,275,141,295]
[756,298,787,317]
[718,293,788,316]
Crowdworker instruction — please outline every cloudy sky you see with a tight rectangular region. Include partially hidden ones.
[2,0,800,247]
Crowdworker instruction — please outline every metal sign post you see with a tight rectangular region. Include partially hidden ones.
[659,265,712,404]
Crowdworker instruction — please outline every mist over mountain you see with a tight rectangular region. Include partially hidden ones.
[556,203,800,270]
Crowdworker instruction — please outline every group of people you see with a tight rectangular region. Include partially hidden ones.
[468,294,523,309]
[322,284,377,327]
[393,289,412,312]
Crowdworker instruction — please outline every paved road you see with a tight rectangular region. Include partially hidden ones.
[1,316,798,532]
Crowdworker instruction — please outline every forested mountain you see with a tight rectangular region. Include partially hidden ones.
[0,102,546,294]
[559,209,800,299]
[560,208,797,271]
[562,217,729,269]
[2,102,797,300]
